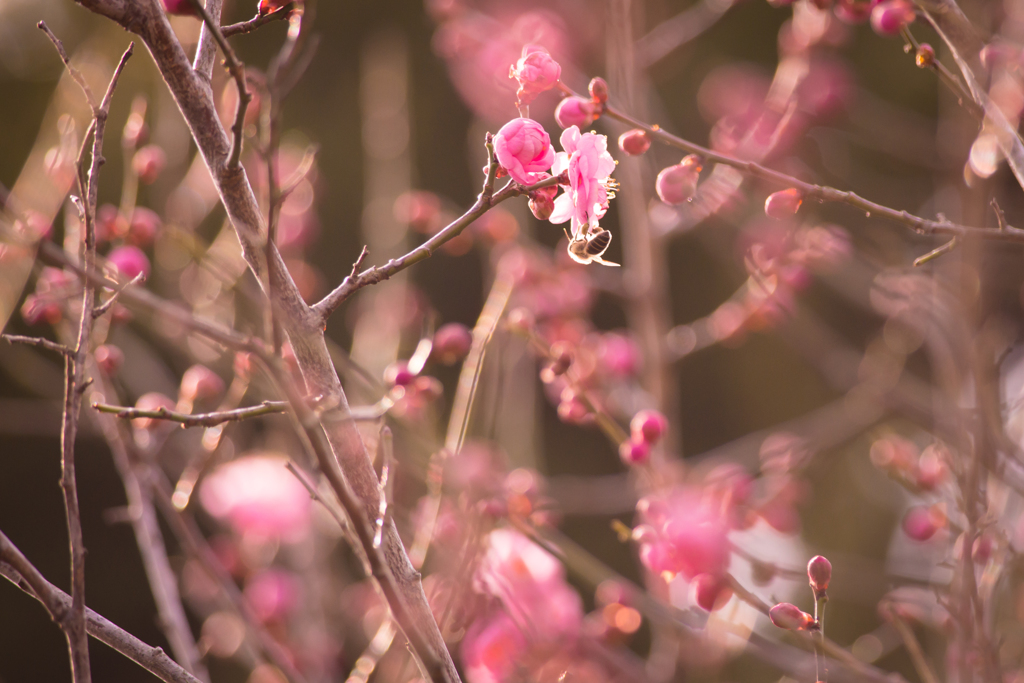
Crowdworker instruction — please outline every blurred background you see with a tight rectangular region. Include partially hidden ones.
[1,0,1016,681]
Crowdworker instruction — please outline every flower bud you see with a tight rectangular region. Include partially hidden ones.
[807,555,831,594]
[769,602,815,630]
[108,245,151,281]
[128,208,162,247]
[656,155,702,205]
[95,344,124,376]
[764,188,803,219]
[833,0,872,23]
[588,77,609,104]
[555,96,597,129]
[693,573,732,611]
[902,506,941,541]
[180,364,225,403]
[870,0,915,36]
[619,438,650,466]
[163,0,197,15]
[630,409,668,444]
[493,118,555,186]
[529,191,556,220]
[384,361,416,387]
[433,323,473,365]
[510,45,561,105]
[915,43,935,68]
[506,307,535,334]
[618,129,651,156]
[132,145,166,184]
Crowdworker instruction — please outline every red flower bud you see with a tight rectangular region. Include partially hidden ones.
[769,602,815,630]
[555,96,597,129]
[915,43,935,68]
[180,364,225,403]
[870,0,915,37]
[630,409,668,445]
[432,323,472,365]
[162,0,197,16]
[95,344,124,376]
[764,188,803,219]
[107,245,151,281]
[619,438,651,466]
[384,361,416,387]
[807,555,831,593]
[618,129,651,156]
[693,573,732,612]
[588,77,609,104]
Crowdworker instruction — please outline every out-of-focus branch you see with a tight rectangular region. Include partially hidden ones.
[3,334,71,355]
[93,400,288,427]
[635,0,737,68]
[0,548,202,683]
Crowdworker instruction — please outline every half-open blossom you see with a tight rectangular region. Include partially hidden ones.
[555,97,597,129]
[548,126,617,231]
[509,45,561,105]
[634,489,730,579]
[199,453,312,541]
[493,118,555,186]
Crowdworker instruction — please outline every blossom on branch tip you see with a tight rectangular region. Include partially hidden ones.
[807,555,831,594]
[509,45,561,106]
[493,118,555,186]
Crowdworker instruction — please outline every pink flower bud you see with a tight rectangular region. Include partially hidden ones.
[619,438,651,466]
[529,187,557,220]
[902,506,941,541]
[588,77,609,104]
[128,208,162,247]
[133,392,176,430]
[162,0,197,15]
[555,96,597,129]
[509,45,562,105]
[870,0,915,36]
[95,344,124,376]
[384,361,416,387]
[493,118,555,186]
[630,409,668,445]
[769,602,815,630]
[618,129,651,156]
[764,188,803,219]
[833,0,874,23]
[258,0,295,15]
[132,145,166,184]
[108,245,151,281]
[692,573,732,611]
[656,155,702,205]
[433,323,473,365]
[180,364,225,403]
[915,43,935,67]
[807,555,832,593]
[97,204,127,242]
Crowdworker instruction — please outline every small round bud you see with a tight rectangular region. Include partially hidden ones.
[902,506,940,541]
[555,96,597,129]
[128,208,162,247]
[95,344,124,376]
[618,129,651,156]
[807,555,832,593]
[432,323,473,365]
[162,0,197,15]
[870,0,915,36]
[692,574,732,612]
[630,409,668,445]
[132,145,167,184]
[528,185,558,221]
[769,602,815,630]
[619,439,650,466]
[764,188,803,219]
[588,77,609,104]
[107,245,151,281]
[180,364,225,403]
[384,361,416,387]
[656,155,702,205]
[915,44,935,68]
[557,397,591,424]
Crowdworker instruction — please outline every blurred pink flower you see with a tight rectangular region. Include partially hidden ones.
[108,245,151,281]
[244,569,301,623]
[461,610,528,683]
[200,454,312,541]
[475,528,582,642]
[635,489,730,579]
[493,118,555,186]
[549,126,616,231]
[509,45,561,105]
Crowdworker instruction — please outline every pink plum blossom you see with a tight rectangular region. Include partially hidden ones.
[548,126,616,231]
[493,118,555,186]
[244,569,301,623]
[199,454,312,541]
[509,45,561,105]
[634,489,730,579]
[461,610,528,683]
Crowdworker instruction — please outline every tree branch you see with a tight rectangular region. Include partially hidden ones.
[93,400,288,427]
[221,4,296,38]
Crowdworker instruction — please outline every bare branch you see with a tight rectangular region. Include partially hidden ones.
[3,334,72,355]
[221,3,296,38]
[92,272,145,318]
[93,400,289,427]
[0,551,202,683]
[36,21,98,107]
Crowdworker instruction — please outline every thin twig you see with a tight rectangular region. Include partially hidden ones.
[887,610,940,683]
[312,142,560,322]
[581,90,1024,244]
[913,237,958,266]
[374,426,394,549]
[187,0,250,169]
[221,3,296,37]
[92,272,145,317]
[36,22,97,107]
[0,554,202,683]
[93,400,288,427]
[3,334,72,355]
